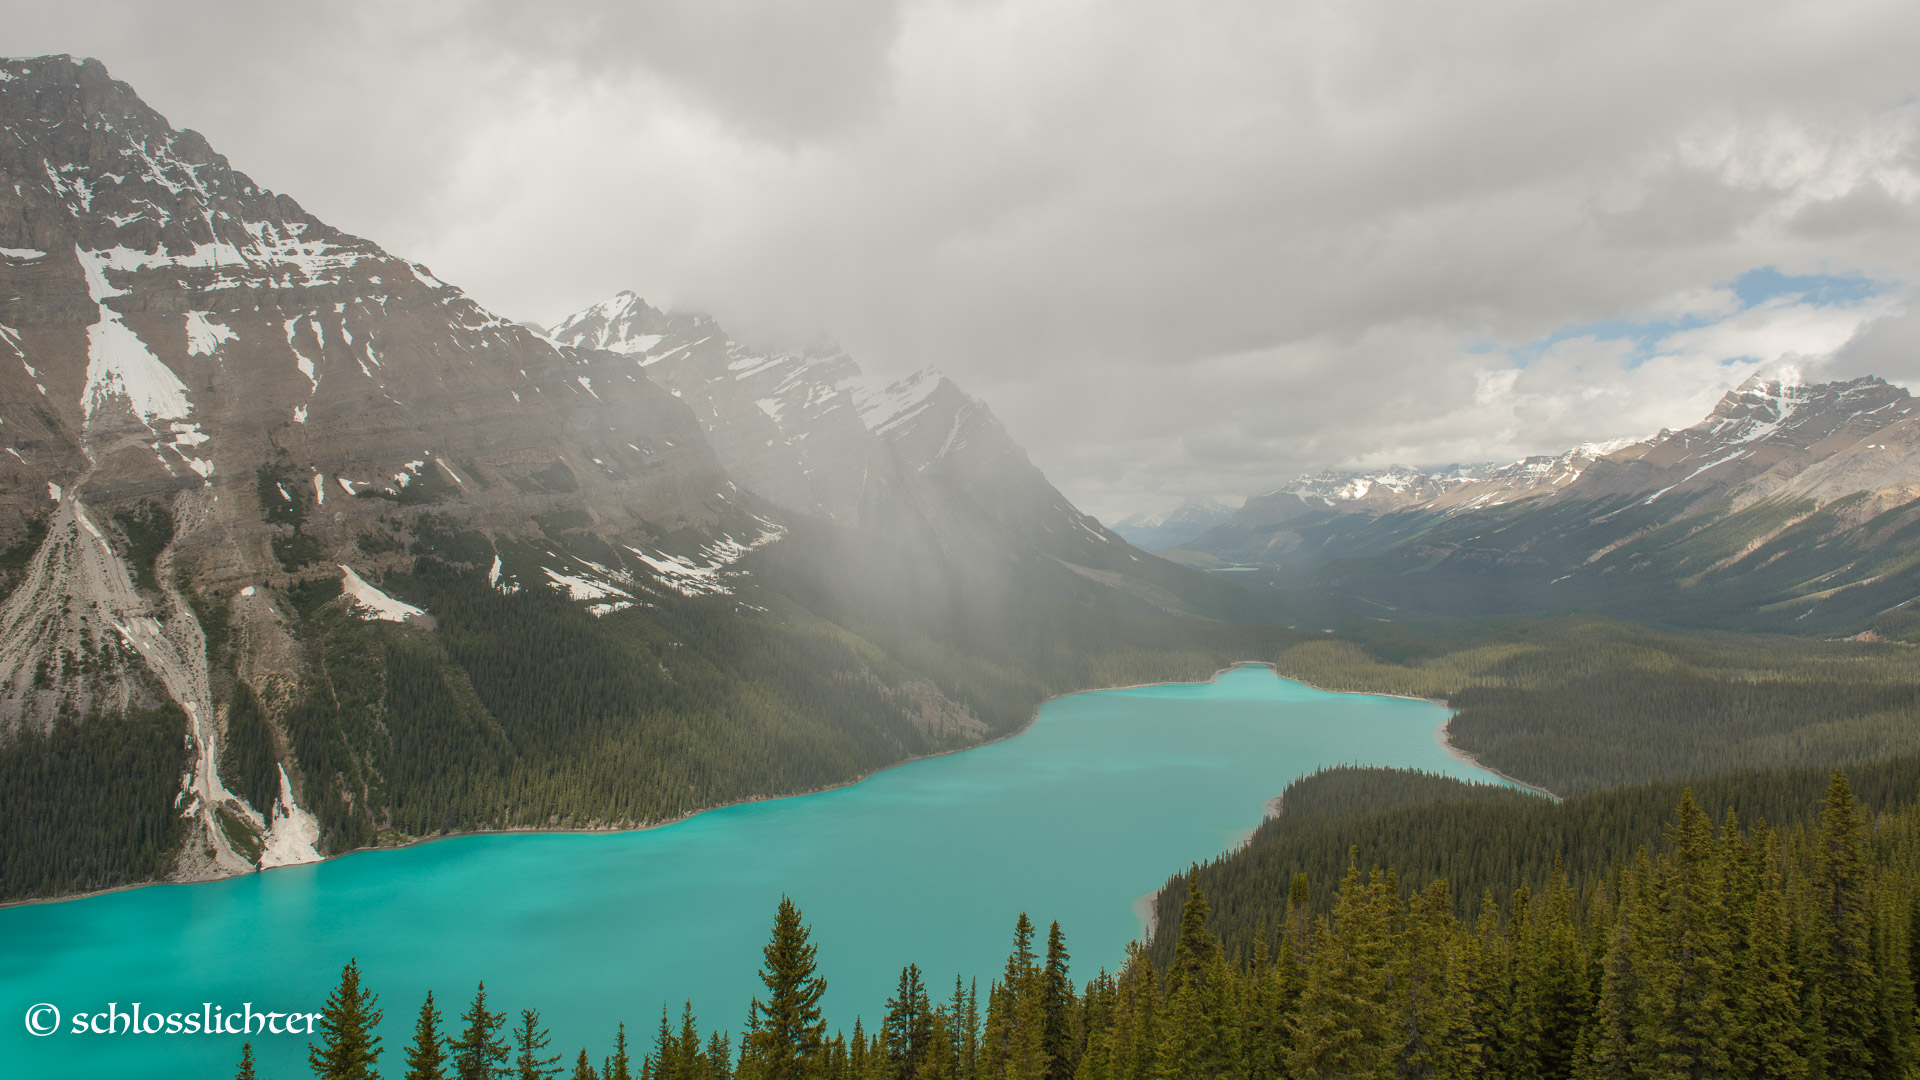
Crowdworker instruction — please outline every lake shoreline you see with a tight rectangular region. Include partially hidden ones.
[1272,671,1558,800]
[1127,667,1558,943]
[2,661,1277,912]
[9,661,1552,916]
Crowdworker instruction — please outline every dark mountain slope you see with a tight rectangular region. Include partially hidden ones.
[0,56,1282,900]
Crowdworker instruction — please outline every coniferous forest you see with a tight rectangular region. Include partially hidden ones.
[293,771,1920,1080]
[0,511,1286,901]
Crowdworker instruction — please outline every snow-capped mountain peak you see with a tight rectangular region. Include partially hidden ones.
[544,290,670,355]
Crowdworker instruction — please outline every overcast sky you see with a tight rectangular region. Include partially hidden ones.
[13,0,1920,519]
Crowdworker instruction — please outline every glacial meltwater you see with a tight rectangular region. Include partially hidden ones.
[0,664,1516,1078]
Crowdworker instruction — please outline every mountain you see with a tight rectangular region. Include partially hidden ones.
[543,292,1252,611]
[1182,443,1635,564]
[0,57,1277,901]
[1109,496,1238,552]
[1180,372,1920,634]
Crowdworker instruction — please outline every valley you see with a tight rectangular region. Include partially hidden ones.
[0,55,1274,904]
[0,666,1499,1080]
[3,36,1920,1080]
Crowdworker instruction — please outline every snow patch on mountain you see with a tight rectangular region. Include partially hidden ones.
[849,367,947,436]
[256,764,322,869]
[78,246,194,427]
[338,565,426,623]
[183,311,235,356]
[543,563,633,604]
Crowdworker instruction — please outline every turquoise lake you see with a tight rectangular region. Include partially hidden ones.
[0,664,1510,1079]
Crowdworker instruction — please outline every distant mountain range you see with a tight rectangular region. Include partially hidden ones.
[1169,373,1920,635]
[1108,497,1237,552]
[0,55,1263,899]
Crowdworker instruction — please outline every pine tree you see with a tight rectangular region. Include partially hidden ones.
[237,1042,258,1080]
[949,977,979,1080]
[1105,945,1158,1080]
[1396,880,1465,1080]
[1461,889,1512,1077]
[606,1023,634,1080]
[983,916,1043,1080]
[705,1030,734,1080]
[405,991,449,1080]
[1507,862,1590,1080]
[1039,923,1078,1080]
[1871,885,1917,1079]
[1006,971,1048,1080]
[1810,771,1881,1080]
[1162,875,1241,1080]
[1644,790,1733,1079]
[921,1009,959,1080]
[572,1050,601,1080]
[648,1004,677,1080]
[310,958,386,1080]
[980,981,1011,1080]
[1576,855,1651,1080]
[677,1003,705,1080]
[747,896,828,1080]
[1075,971,1116,1080]
[884,964,933,1080]
[515,1009,562,1080]
[452,983,510,1080]
[1288,860,1394,1080]
[1283,873,1311,970]
[1240,932,1287,1080]
[1731,824,1805,1080]
[852,1019,871,1080]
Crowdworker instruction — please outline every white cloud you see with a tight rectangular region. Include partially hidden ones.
[9,0,1920,519]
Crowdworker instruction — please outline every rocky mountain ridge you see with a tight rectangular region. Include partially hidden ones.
[0,54,781,878]
[544,291,1147,576]
[0,56,1260,901]
[1178,372,1920,634]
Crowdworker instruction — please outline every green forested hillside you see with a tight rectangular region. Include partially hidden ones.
[205,515,1285,874]
[0,485,1286,902]
[1151,756,1920,964]
[0,701,188,900]
[1273,616,1920,795]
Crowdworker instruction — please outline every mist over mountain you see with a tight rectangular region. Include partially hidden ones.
[0,55,1272,901]
[1108,497,1238,553]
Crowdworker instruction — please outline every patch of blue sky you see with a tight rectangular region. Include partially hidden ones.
[1730,267,1882,308]
[1503,267,1887,370]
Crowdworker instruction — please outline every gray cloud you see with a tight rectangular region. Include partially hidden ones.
[10,0,1920,519]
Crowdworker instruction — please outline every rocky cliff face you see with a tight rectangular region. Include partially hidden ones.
[0,55,747,877]
[546,292,1138,573]
[547,292,894,525]
[0,57,1258,900]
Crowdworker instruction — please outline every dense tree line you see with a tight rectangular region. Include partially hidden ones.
[1273,615,1920,795]
[1151,756,1920,967]
[293,771,1920,1080]
[0,495,1280,901]
[267,512,1282,860]
[0,702,187,897]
